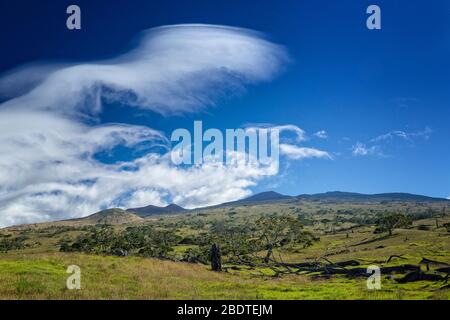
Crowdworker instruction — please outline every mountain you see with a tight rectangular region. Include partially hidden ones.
[5,190,448,230]
[78,208,144,225]
[296,191,448,203]
[209,190,449,209]
[244,191,293,202]
[206,191,293,208]
[127,203,186,217]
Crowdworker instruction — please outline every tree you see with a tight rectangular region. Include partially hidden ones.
[443,222,450,233]
[209,214,316,266]
[252,214,315,263]
[376,213,412,236]
[210,221,252,259]
[0,236,26,253]
[66,225,181,259]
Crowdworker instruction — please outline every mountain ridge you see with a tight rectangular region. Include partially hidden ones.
[184,190,449,212]
[3,191,448,229]
[295,191,449,202]
[127,203,186,217]
[82,208,144,224]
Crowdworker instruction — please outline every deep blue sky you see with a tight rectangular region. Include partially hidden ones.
[1,0,449,198]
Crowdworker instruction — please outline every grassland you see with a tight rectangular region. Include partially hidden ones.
[0,199,449,300]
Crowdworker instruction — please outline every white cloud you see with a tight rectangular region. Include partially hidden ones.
[0,24,288,118]
[245,123,306,142]
[352,127,432,158]
[0,109,281,226]
[314,130,328,139]
[280,144,332,160]
[371,127,432,143]
[0,24,329,227]
[351,142,380,157]
[245,124,331,160]
[273,125,307,142]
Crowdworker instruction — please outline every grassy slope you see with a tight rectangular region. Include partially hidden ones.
[0,251,448,300]
[0,225,449,299]
[0,200,449,300]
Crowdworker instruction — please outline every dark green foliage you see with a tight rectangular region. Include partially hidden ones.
[58,240,72,252]
[253,214,316,261]
[0,235,27,252]
[375,213,412,235]
[296,214,313,226]
[210,214,316,265]
[36,226,78,237]
[62,225,181,259]
[443,222,450,233]
[209,221,252,260]
[181,247,209,264]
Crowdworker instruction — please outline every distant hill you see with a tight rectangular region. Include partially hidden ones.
[127,203,186,217]
[199,190,449,210]
[244,191,293,202]
[296,191,449,203]
[5,190,448,230]
[78,208,144,225]
[210,191,293,208]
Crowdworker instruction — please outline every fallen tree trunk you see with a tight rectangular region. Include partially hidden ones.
[396,271,444,283]
[435,267,450,274]
[381,265,420,274]
[311,264,421,278]
[227,254,442,283]
[335,260,360,267]
[350,234,391,247]
[419,257,449,266]
[386,254,406,263]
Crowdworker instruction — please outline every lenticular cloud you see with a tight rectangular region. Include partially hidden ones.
[0,24,289,117]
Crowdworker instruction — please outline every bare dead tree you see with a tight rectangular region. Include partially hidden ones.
[211,243,222,272]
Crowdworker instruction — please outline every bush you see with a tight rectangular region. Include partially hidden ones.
[375,213,412,235]
[181,247,209,264]
[0,236,27,252]
[443,222,450,233]
[64,225,181,259]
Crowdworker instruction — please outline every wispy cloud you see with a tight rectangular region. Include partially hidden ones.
[352,127,431,157]
[314,130,328,139]
[245,123,306,142]
[351,142,382,157]
[280,144,332,160]
[371,127,432,143]
[244,123,331,160]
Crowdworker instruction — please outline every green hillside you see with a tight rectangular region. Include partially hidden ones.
[0,194,449,300]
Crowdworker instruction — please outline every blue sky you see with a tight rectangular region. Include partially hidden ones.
[0,0,449,225]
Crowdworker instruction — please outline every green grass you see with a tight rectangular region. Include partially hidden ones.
[0,226,449,300]
[0,200,449,300]
[0,253,447,299]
